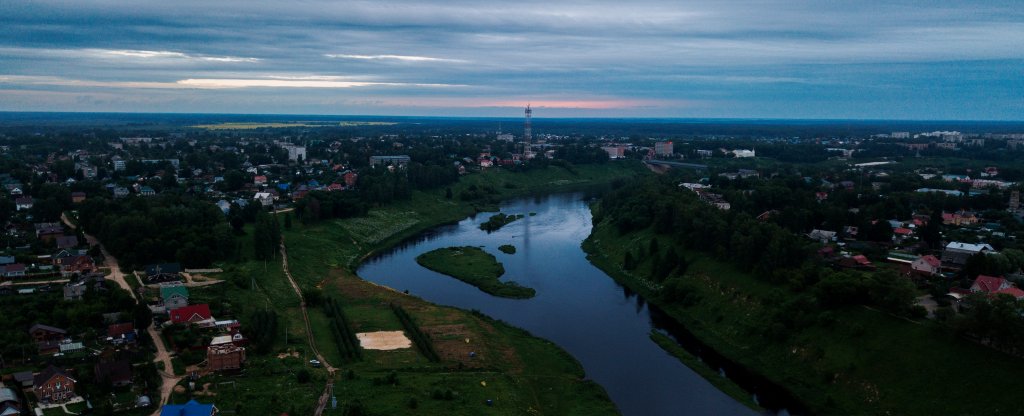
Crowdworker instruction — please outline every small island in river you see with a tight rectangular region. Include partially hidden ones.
[479,212,524,232]
[416,246,536,299]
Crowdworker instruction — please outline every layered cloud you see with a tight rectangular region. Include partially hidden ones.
[0,0,1021,118]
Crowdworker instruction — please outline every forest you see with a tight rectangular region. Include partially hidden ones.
[76,194,237,269]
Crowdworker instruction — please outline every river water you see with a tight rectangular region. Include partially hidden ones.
[358,193,796,416]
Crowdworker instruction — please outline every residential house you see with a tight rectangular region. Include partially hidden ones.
[942,242,995,266]
[29,324,67,354]
[71,192,87,203]
[207,336,246,372]
[113,187,130,198]
[911,255,942,276]
[838,255,875,270]
[253,192,274,207]
[55,255,95,277]
[0,263,25,278]
[893,227,913,242]
[139,186,156,196]
[33,365,77,404]
[253,175,267,185]
[0,387,22,416]
[969,275,1024,300]
[159,400,218,416]
[970,275,1013,293]
[807,229,837,244]
[107,322,137,345]
[63,283,87,301]
[942,211,979,226]
[12,372,33,388]
[160,283,190,310]
[343,171,358,188]
[169,304,213,326]
[145,263,182,284]
[14,197,32,211]
[94,359,133,387]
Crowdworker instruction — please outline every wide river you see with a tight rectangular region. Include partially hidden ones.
[358,193,792,416]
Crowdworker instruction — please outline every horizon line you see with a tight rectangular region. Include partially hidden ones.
[0,110,1023,124]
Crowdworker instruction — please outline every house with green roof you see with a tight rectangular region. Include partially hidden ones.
[160,284,189,310]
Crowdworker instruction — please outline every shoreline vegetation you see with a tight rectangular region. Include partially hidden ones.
[648,331,761,411]
[498,244,517,254]
[277,162,646,414]
[479,212,525,232]
[583,209,1024,415]
[416,246,535,299]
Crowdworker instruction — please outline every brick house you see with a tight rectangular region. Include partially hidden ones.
[33,366,77,404]
[207,336,246,372]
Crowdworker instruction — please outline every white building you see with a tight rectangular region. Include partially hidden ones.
[281,144,307,162]
[654,141,674,156]
[732,149,756,158]
[253,192,274,207]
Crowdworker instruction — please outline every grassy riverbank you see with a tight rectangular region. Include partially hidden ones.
[416,246,535,299]
[276,162,644,414]
[648,331,760,411]
[584,221,1024,415]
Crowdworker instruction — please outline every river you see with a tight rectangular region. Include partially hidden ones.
[358,193,796,416]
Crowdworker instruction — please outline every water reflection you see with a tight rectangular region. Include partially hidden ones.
[358,193,803,416]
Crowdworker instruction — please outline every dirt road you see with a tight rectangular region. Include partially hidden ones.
[60,213,182,413]
[278,238,335,374]
[278,238,338,416]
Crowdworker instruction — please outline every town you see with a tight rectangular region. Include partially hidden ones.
[0,114,1023,415]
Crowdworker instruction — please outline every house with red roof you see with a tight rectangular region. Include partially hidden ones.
[343,171,358,188]
[994,287,1024,300]
[253,175,267,185]
[169,304,213,326]
[970,275,1013,293]
[911,255,941,276]
[838,254,875,270]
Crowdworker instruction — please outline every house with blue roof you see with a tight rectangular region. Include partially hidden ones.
[160,400,217,416]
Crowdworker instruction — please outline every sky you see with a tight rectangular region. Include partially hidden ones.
[1,1,1022,119]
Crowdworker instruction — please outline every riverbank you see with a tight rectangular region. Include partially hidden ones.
[416,246,535,299]
[583,220,1024,415]
[279,162,645,414]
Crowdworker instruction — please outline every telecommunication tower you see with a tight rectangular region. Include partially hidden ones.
[524,104,532,153]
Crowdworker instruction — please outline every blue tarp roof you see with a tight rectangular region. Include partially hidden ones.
[160,400,215,416]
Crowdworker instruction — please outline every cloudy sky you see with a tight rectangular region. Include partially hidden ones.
[1,1,1021,119]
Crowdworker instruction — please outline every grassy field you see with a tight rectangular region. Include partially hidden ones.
[165,163,642,415]
[416,246,535,299]
[584,219,1024,415]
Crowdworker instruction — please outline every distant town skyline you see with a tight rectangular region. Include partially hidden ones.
[1,1,1022,120]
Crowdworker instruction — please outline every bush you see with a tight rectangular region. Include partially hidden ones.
[296,369,311,384]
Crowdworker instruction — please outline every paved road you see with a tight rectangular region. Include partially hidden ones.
[60,213,182,413]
